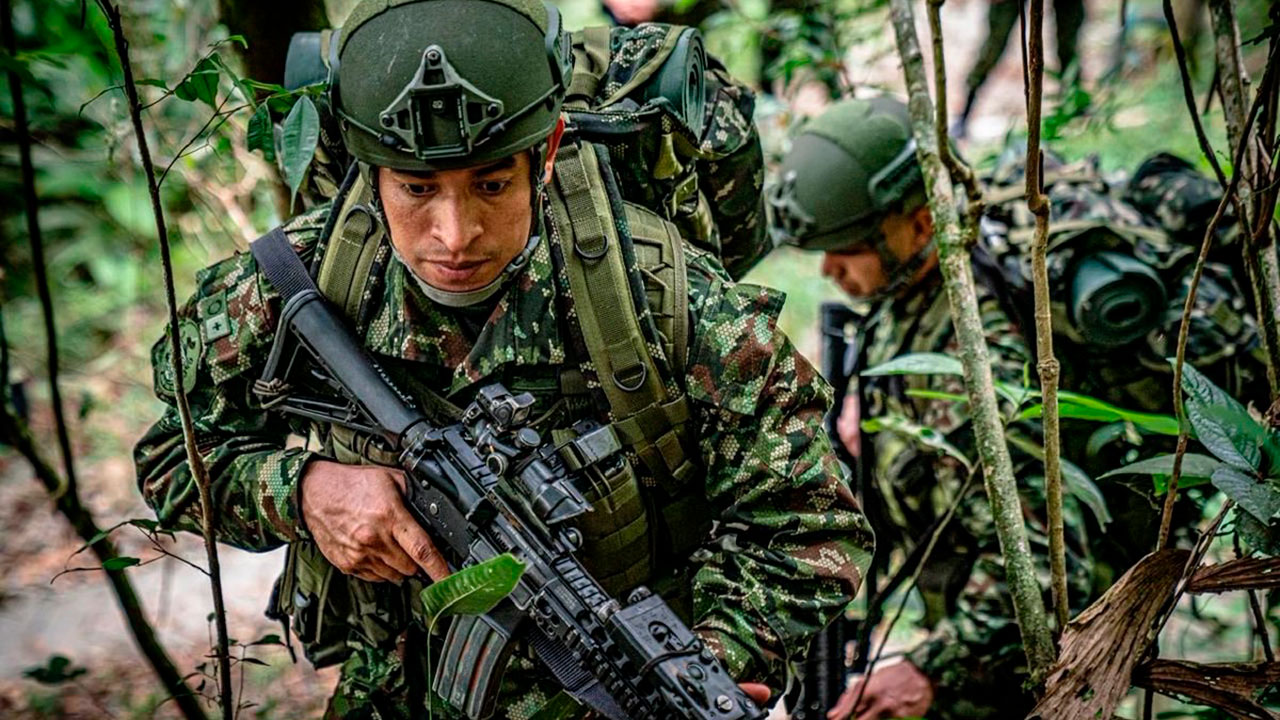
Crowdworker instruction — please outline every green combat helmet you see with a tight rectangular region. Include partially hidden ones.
[766,96,931,297]
[334,0,571,173]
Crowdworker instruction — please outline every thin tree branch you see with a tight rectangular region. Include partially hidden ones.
[1161,44,1278,551]
[0,406,206,720]
[1163,0,1227,187]
[1234,534,1275,662]
[926,0,984,236]
[1021,0,1068,631]
[888,0,1056,685]
[3,0,78,504]
[95,2,233,717]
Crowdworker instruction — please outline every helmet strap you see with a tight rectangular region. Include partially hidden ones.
[867,235,937,301]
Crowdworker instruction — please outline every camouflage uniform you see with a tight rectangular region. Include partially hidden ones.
[135,189,874,717]
[851,154,1265,719]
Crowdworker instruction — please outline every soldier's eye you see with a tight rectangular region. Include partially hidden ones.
[477,179,510,195]
[402,183,432,197]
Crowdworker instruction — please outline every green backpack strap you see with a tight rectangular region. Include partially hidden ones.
[549,142,696,488]
[316,170,384,326]
[565,25,612,109]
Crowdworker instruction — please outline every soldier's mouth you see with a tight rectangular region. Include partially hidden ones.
[427,258,490,286]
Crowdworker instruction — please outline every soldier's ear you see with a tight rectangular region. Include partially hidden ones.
[541,115,567,184]
[911,205,934,249]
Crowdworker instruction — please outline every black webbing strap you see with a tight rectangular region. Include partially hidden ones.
[251,226,319,301]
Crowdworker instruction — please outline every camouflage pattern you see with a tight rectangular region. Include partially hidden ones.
[857,274,1096,720]
[135,188,873,715]
[847,153,1266,719]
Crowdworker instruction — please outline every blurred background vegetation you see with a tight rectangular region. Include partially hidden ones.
[0,0,1274,716]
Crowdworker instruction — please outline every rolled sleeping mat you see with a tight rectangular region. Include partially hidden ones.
[1068,250,1167,347]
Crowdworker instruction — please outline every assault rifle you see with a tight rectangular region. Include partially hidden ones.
[249,229,763,720]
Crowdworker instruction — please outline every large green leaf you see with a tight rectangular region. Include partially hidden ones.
[1018,393,1180,436]
[1099,453,1223,484]
[861,353,963,378]
[861,414,973,471]
[247,104,275,163]
[1178,362,1266,471]
[280,95,320,208]
[173,55,221,108]
[1210,466,1280,526]
[421,553,526,634]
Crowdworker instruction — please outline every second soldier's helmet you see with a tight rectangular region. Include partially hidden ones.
[333,0,573,171]
[768,96,926,251]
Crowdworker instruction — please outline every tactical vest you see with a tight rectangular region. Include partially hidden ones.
[268,141,717,669]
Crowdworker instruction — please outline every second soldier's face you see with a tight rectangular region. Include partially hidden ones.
[820,206,936,298]
[378,154,537,293]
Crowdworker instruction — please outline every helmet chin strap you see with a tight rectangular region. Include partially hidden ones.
[865,235,937,302]
[371,142,550,309]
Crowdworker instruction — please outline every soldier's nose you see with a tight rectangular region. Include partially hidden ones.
[432,198,483,253]
[820,253,843,281]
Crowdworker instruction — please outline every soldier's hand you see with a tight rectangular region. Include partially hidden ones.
[826,661,932,720]
[300,460,450,584]
[836,393,861,457]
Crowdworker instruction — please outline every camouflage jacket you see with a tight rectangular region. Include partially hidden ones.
[135,196,874,717]
[848,153,1267,719]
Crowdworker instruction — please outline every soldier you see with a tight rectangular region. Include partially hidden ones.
[766,96,1264,719]
[133,1,874,717]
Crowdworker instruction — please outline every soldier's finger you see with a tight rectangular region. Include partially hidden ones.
[360,559,404,584]
[380,541,421,578]
[391,513,450,581]
[853,697,888,720]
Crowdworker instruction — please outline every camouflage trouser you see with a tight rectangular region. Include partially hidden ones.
[322,627,587,720]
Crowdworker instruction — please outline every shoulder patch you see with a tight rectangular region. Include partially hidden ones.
[154,319,202,399]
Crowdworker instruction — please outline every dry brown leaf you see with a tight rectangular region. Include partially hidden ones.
[1133,659,1280,720]
[1026,548,1190,720]
[1188,557,1280,594]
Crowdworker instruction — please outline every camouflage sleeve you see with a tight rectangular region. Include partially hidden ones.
[682,267,875,688]
[133,209,330,551]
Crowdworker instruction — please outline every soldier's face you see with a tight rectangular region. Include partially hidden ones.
[820,205,936,298]
[378,120,564,293]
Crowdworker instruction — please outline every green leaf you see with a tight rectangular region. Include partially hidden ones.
[861,414,973,472]
[247,104,275,163]
[904,388,969,403]
[1099,453,1223,483]
[173,55,221,108]
[250,633,283,646]
[1178,361,1266,471]
[1061,459,1112,527]
[1211,466,1280,525]
[136,78,169,90]
[420,553,525,634]
[280,95,320,208]
[1018,393,1180,436]
[861,353,963,378]
[102,556,140,571]
[1237,509,1280,557]
[23,655,87,685]
[239,657,269,667]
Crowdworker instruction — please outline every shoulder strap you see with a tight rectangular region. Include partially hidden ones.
[549,141,696,488]
[316,172,384,325]
[624,202,689,380]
